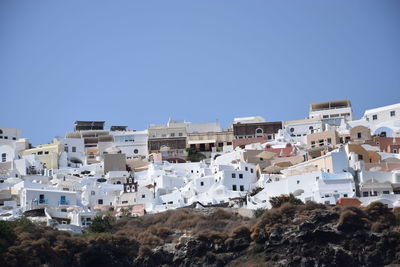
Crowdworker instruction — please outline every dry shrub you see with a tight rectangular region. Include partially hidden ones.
[303,201,326,211]
[393,207,400,226]
[138,245,152,258]
[230,226,251,241]
[337,207,370,232]
[371,222,385,233]
[198,230,227,244]
[148,225,173,239]
[137,232,163,246]
[364,202,396,227]
[269,194,303,208]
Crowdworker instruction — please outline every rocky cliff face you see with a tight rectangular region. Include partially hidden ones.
[134,205,400,267]
[1,201,400,267]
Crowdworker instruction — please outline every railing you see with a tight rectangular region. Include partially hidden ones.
[33,199,48,205]
[58,200,70,205]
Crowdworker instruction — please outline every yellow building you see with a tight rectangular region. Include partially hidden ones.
[20,138,64,169]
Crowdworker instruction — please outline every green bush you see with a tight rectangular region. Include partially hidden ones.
[88,213,116,233]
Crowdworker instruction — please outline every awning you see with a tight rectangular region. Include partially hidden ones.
[188,139,216,145]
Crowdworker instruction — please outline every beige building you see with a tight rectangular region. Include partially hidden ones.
[346,144,381,163]
[283,147,348,176]
[307,130,340,149]
[349,126,372,143]
[187,130,233,153]
[20,138,64,169]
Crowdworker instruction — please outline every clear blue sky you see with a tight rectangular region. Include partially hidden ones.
[1,1,399,145]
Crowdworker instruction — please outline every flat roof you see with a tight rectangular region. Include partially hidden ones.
[310,99,351,111]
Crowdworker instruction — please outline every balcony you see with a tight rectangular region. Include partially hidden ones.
[33,199,48,205]
[58,200,70,206]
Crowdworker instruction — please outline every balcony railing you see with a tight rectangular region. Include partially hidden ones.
[58,200,70,205]
[34,199,48,205]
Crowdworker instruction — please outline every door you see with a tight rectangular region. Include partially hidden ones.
[60,196,66,205]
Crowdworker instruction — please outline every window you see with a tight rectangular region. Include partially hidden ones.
[178,133,183,136]
[390,111,395,117]
[12,137,16,140]
[363,192,369,197]
[357,132,362,139]
[393,149,398,154]
[134,149,139,154]
[0,136,2,139]
[170,133,175,137]
[311,141,315,147]
[239,174,243,179]
[232,185,237,191]
[60,196,66,205]
[297,180,300,184]
[72,147,76,152]
[327,138,332,144]
[98,199,103,204]
[37,151,43,155]
[1,153,6,162]
[358,154,363,160]
[227,142,232,145]
[64,146,68,152]
[0,129,2,134]
[232,173,236,178]
[218,142,223,147]
[4,136,7,139]
[343,194,348,197]
[200,181,204,186]
[245,167,248,171]
[372,114,377,120]
[115,135,134,143]
[250,168,254,173]
[290,128,294,133]
[142,194,145,198]
[383,191,390,194]
[44,151,49,155]
[240,185,244,191]
[91,191,95,195]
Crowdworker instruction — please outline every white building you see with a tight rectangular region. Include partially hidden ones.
[58,137,86,168]
[362,103,400,137]
[309,100,353,121]
[110,129,148,158]
[215,162,258,192]
[21,188,77,211]
[250,171,355,208]
[283,118,324,144]
[0,127,21,141]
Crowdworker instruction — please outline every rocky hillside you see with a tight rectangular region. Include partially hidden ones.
[1,200,400,267]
